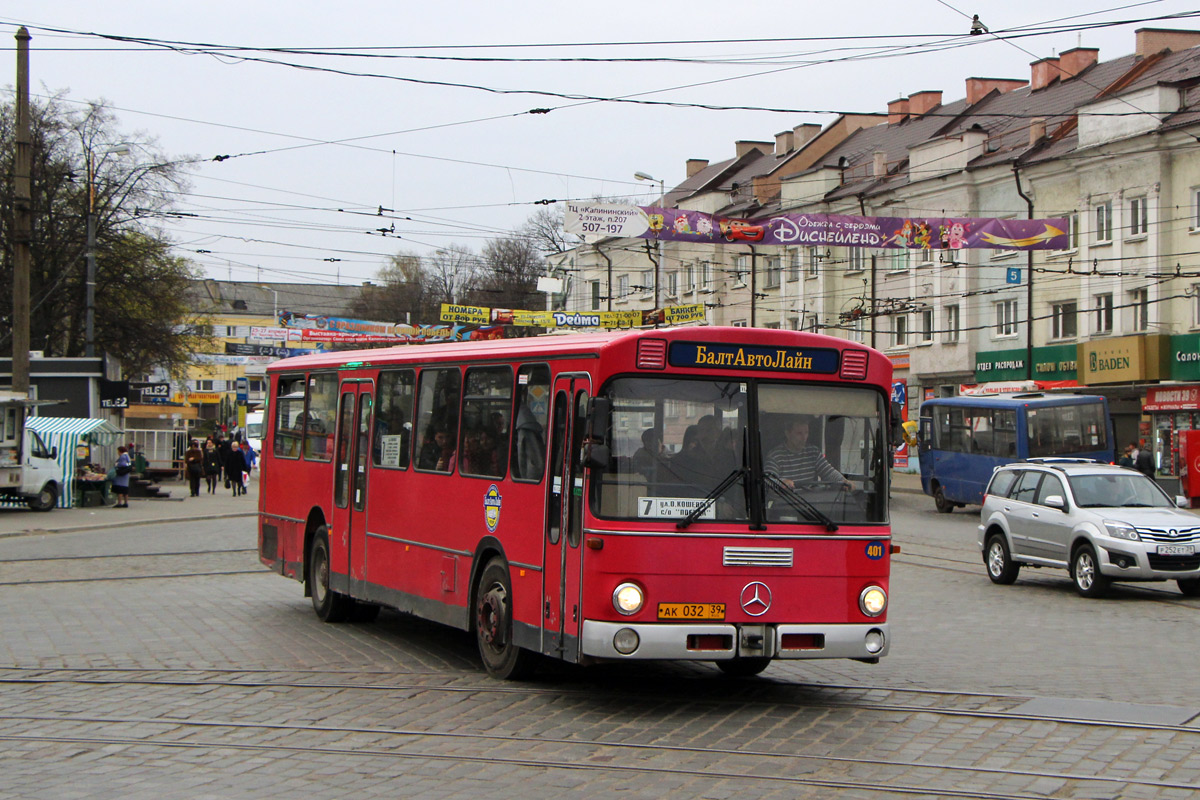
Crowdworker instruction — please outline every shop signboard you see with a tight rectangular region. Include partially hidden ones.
[1077,334,1168,385]
[974,349,1027,382]
[1170,332,1200,381]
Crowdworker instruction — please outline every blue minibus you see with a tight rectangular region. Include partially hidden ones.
[917,394,1113,512]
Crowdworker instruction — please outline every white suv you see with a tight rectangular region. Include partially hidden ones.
[978,459,1200,598]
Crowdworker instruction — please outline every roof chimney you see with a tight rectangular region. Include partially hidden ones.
[1029,118,1047,146]
[1030,57,1061,91]
[734,140,772,158]
[966,77,1028,104]
[685,159,709,178]
[774,130,794,156]
[1135,28,1200,58]
[1058,47,1099,79]
[792,123,821,148]
[908,90,943,117]
[873,151,888,177]
[887,97,910,124]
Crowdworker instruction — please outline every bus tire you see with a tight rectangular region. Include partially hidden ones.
[474,557,537,680]
[716,657,771,677]
[28,483,57,512]
[1070,543,1110,598]
[309,527,354,622]
[984,534,1020,584]
[933,485,953,514]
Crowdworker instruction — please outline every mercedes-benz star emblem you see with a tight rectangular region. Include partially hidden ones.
[740,581,772,616]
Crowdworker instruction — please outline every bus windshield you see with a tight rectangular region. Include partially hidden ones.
[595,377,887,526]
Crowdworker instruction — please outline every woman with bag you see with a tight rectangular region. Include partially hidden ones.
[112,446,132,508]
[203,441,222,494]
[184,439,204,497]
[224,440,247,496]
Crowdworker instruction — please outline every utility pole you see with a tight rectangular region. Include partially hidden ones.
[1013,166,1035,381]
[12,27,32,394]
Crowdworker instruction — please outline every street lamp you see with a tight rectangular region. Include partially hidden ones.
[634,171,665,310]
[85,144,130,358]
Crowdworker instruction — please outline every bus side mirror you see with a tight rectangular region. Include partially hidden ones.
[585,443,611,470]
[587,397,611,444]
[889,401,904,449]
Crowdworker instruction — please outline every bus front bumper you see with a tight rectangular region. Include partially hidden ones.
[580,620,889,661]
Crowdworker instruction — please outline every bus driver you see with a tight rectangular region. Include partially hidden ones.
[766,416,853,491]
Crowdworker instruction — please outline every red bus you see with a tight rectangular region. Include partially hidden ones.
[258,326,896,679]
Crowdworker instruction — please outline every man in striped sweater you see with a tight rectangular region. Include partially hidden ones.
[765,417,853,491]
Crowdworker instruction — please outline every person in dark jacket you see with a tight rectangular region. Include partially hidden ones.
[224,441,247,496]
[184,439,204,497]
[203,441,222,494]
[1134,441,1156,478]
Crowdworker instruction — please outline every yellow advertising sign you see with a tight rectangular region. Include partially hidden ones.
[665,303,706,324]
[599,310,645,328]
[510,310,556,327]
[440,304,491,324]
[174,392,223,404]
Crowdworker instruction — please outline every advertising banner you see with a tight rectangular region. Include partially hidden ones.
[563,202,1069,251]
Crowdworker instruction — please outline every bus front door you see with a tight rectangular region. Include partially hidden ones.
[331,380,373,597]
[543,374,589,661]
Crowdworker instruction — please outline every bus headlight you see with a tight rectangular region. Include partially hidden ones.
[613,582,644,615]
[859,585,887,617]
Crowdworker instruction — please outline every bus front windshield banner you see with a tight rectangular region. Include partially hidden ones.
[595,377,887,526]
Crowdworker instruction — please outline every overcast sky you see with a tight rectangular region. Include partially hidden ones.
[6,1,1200,292]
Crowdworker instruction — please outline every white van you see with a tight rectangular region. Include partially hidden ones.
[244,411,264,463]
[1,393,62,511]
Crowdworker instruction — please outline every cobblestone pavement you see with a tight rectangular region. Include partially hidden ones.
[1,507,1199,799]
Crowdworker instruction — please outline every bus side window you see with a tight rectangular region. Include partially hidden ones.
[461,366,513,479]
[273,376,306,459]
[511,364,550,482]
[414,368,462,474]
[374,370,415,469]
[304,373,338,462]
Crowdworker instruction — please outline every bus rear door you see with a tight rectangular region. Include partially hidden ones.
[331,379,373,596]
[543,373,589,661]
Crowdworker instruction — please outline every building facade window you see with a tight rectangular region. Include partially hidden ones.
[617,274,630,299]
[1094,200,1113,243]
[732,255,748,287]
[640,269,653,295]
[890,249,911,271]
[944,304,960,343]
[995,299,1018,337]
[1054,213,1080,254]
[764,256,781,288]
[1131,287,1149,331]
[1094,293,1113,334]
[683,264,694,292]
[940,248,961,266]
[1051,301,1078,339]
[847,247,865,272]
[787,249,801,281]
[807,247,821,278]
[701,262,714,291]
[1192,188,1200,230]
[1193,284,1200,327]
[848,318,864,343]
[731,319,748,327]
[1128,197,1148,237]
[893,314,908,347]
[665,271,677,298]
[919,308,934,343]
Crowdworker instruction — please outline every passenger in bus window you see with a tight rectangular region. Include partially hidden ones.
[419,427,455,471]
[631,428,664,481]
[513,403,546,480]
[664,425,714,495]
[766,416,852,491]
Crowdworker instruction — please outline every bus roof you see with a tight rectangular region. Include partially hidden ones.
[265,326,887,374]
[921,393,1105,409]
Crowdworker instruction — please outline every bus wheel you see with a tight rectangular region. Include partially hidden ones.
[474,558,537,680]
[1070,543,1110,599]
[933,486,953,514]
[309,527,353,622]
[716,657,771,677]
[27,483,57,512]
[985,534,1020,585]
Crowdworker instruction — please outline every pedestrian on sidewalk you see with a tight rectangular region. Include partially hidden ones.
[112,446,132,508]
[184,439,204,497]
[225,440,247,496]
[203,440,222,494]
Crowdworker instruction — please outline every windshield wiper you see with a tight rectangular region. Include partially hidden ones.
[677,467,747,531]
[763,472,839,532]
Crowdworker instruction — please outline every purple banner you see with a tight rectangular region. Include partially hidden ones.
[564,202,1068,250]
[641,208,1068,251]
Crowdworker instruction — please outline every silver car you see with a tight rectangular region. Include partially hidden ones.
[978,459,1200,598]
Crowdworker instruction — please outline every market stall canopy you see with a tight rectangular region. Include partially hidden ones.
[27,416,124,447]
